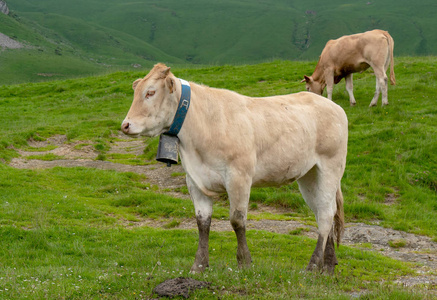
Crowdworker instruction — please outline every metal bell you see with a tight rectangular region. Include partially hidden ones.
[156,133,179,167]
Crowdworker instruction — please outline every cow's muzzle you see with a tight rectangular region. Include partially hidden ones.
[121,121,130,134]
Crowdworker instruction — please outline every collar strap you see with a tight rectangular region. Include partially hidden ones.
[165,78,191,136]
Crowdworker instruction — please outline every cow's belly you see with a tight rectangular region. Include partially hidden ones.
[336,61,370,77]
[180,153,227,196]
[181,149,316,196]
[252,151,317,187]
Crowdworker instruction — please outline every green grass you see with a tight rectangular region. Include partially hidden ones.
[0,225,422,299]
[0,58,436,298]
[25,153,64,161]
[0,165,424,299]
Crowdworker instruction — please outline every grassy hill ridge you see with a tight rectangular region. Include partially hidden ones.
[1,0,437,84]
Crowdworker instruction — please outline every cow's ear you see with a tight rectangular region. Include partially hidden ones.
[166,76,176,94]
[132,78,142,90]
[162,67,171,77]
[302,75,312,83]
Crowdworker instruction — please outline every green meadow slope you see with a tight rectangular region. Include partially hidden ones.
[1,0,437,84]
[0,10,184,84]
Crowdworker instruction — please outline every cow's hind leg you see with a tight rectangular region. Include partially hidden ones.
[325,187,344,274]
[323,229,338,275]
[369,79,381,107]
[227,173,252,268]
[187,175,213,273]
[379,74,389,106]
[369,66,389,107]
[297,165,340,273]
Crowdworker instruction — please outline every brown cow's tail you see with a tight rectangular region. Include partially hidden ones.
[385,31,396,85]
[334,186,345,248]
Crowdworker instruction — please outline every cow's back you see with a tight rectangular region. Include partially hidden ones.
[321,29,389,73]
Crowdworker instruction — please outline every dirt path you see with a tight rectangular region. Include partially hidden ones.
[9,134,437,289]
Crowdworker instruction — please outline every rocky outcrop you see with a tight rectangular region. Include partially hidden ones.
[0,33,24,49]
[0,1,9,15]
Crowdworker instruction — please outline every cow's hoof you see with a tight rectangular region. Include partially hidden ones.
[237,258,252,269]
[350,102,356,106]
[322,265,336,276]
[306,263,322,272]
[306,263,316,272]
[237,261,252,269]
[190,264,207,274]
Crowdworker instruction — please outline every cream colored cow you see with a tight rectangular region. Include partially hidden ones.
[122,64,348,274]
[302,29,395,106]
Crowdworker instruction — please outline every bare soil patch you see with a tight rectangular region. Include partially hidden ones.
[152,277,210,299]
[8,134,437,290]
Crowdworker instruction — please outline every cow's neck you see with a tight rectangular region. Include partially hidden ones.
[175,82,228,185]
[165,78,191,136]
[311,62,326,85]
[177,83,214,148]
[177,82,241,162]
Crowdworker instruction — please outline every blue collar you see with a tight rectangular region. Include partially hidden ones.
[165,78,191,136]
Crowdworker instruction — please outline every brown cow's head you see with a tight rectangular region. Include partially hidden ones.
[302,75,325,96]
[121,63,178,137]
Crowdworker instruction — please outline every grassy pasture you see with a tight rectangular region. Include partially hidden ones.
[0,57,436,298]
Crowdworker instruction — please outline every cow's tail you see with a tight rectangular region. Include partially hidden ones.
[334,186,345,248]
[385,31,396,85]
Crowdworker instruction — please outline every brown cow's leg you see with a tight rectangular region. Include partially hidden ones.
[325,69,334,100]
[323,232,338,275]
[345,73,356,106]
[369,66,389,107]
[380,76,389,106]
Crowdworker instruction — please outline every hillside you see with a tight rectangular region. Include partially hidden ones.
[1,0,437,84]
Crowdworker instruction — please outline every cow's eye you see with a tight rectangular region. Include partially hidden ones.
[146,90,155,99]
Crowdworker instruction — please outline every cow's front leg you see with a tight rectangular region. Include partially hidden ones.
[345,73,356,106]
[231,209,252,268]
[227,173,252,268]
[325,72,334,100]
[187,175,213,273]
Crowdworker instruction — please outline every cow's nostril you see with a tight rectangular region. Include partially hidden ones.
[121,122,130,133]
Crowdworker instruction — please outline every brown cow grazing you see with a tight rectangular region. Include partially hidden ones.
[302,29,395,107]
[122,63,348,274]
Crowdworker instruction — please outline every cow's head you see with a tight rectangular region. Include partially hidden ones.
[301,75,325,96]
[121,63,178,137]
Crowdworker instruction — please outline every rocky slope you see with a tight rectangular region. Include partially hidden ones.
[0,0,9,15]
